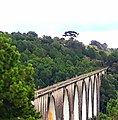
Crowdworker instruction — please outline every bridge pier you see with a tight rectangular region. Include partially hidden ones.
[53,88,63,120]
[74,85,79,120]
[66,84,74,120]
[34,68,107,120]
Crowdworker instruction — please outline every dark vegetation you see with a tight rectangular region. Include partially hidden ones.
[0,31,118,119]
[63,31,79,38]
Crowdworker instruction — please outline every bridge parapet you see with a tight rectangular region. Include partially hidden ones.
[34,67,107,120]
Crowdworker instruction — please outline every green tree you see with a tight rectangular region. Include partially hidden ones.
[100,74,117,113]
[107,49,118,66]
[106,92,118,120]
[100,92,118,120]
[100,113,112,120]
[85,46,97,59]
[28,57,56,88]
[0,32,41,119]
[63,31,79,38]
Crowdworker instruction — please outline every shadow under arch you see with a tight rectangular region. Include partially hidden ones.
[63,88,70,120]
[82,80,87,120]
[74,83,80,120]
[47,94,56,120]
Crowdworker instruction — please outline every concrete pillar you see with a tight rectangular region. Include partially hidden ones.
[74,85,79,120]
[82,82,87,120]
[48,96,56,120]
[88,79,92,119]
[77,80,83,120]
[53,88,63,120]
[66,84,74,120]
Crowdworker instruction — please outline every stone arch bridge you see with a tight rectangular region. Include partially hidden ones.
[34,68,107,120]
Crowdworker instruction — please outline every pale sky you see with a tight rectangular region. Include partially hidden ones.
[0,0,118,48]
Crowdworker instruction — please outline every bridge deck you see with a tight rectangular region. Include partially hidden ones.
[35,67,108,98]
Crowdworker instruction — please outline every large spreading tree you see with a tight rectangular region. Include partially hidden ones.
[0,32,41,119]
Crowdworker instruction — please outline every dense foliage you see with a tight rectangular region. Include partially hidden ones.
[10,31,107,88]
[0,31,118,119]
[100,49,118,120]
[0,32,41,119]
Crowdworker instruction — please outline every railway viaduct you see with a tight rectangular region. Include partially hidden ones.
[34,68,107,120]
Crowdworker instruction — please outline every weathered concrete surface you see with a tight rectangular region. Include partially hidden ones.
[34,67,107,120]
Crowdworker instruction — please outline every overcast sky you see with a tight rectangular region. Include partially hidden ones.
[0,0,118,48]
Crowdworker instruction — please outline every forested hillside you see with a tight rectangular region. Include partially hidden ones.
[10,31,107,88]
[0,31,118,119]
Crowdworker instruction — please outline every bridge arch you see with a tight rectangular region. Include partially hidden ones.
[34,68,107,120]
[93,75,97,117]
[74,84,80,120]
[48,95,56,120]
[82,81,87,120]
[88,78,93,119]
[63,88,70,120]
